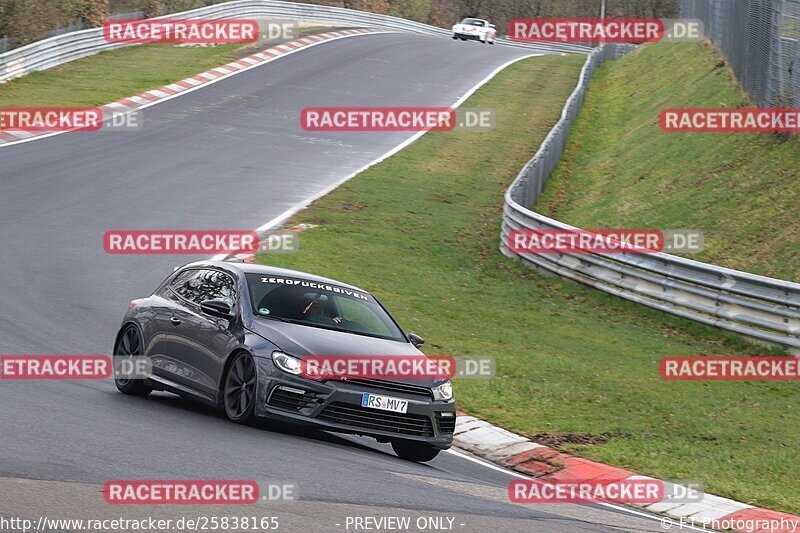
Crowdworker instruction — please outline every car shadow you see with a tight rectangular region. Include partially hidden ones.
[127,389,407,460]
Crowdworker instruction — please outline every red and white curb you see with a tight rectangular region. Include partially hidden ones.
[453,413,799,532]
[0,28,390,147]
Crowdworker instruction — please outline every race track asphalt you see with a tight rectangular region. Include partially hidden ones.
[0,33,664,532]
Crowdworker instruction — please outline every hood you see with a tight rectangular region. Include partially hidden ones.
[246,317,443,386]
[248,317,419,356]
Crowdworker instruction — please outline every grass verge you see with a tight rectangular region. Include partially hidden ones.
[254,54,798,514]
[0,27,335,107]
[534,41,799,281]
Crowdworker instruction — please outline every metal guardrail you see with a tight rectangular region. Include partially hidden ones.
[0,0,592,83]
[9,2,793,349]
[501,44,800,351]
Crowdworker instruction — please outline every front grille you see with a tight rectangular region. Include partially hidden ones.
[267,386,323,412]
[318,402,434,437]
[334,378,432,399]
[436,412,456,435]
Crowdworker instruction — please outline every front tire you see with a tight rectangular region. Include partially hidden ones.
[223,352,258,423]
[113,325,151,397]
[391,440,441,462]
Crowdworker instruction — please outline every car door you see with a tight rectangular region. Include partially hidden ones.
[145,281,183,364]
[167,268,240,398]
[146,269,200,385]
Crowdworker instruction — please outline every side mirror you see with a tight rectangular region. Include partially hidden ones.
[407,332,425,348]
[490,24,496,29]
[200,299,233,319]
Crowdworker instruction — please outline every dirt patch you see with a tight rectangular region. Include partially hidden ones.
[529,432,609,448]
[328,201,366,212]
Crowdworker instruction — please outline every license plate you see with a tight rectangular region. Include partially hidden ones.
[361,393,408,414]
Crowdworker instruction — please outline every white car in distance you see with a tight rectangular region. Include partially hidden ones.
[452,18,497,44]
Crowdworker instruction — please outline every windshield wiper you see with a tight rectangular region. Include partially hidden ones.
[257,315,300,324]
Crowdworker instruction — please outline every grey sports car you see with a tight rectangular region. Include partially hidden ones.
[113,260,455,462]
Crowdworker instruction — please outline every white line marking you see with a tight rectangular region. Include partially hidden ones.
[0,28,682,530]
[0,31,398,150]
[444,448,713,531]
[200,46,717,530]
[212,53,540,260]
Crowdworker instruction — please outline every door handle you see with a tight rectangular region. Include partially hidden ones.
[170,317,182,326]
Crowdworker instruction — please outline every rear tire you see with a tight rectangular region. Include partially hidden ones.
[113,325,151,397]
[223,352,258,424]
[391,440,441,462]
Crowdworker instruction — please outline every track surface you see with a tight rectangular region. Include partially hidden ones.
[0,33,662,532]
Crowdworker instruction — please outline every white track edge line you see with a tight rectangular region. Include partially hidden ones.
[200,47,719,530]
[0,30,398,150]
[211,53,540,261]
[444,449,714,531]
[0,28,718,532]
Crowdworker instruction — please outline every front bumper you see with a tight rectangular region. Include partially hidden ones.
[453,32,483,41]
[254,357,455,449]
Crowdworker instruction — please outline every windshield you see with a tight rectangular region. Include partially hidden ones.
[245,274,405,341]
[461,19,485,26]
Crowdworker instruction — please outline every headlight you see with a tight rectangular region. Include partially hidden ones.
[272,351,302,375]
[432,380,453,401]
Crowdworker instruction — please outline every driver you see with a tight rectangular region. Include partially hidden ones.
[302,295,343,325]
